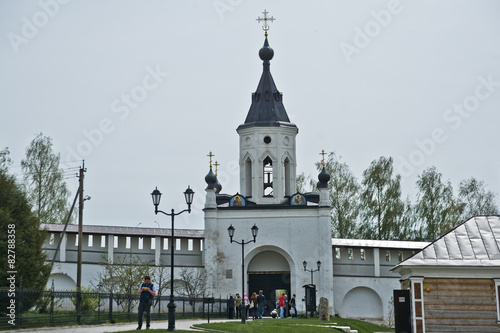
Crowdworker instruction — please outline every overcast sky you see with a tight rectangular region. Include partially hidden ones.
[1,0,500,230]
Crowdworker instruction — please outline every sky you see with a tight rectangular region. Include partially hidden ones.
[1,0,500,231]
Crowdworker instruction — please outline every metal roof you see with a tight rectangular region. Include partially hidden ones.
[237,37,297,131]
[41,223,205,238]
[392,216,500,268]
[332,238,429,250]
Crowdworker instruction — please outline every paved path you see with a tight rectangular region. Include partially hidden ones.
[3,318,240,332]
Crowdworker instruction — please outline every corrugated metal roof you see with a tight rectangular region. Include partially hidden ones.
[332,238,429,250]
[41,223,205,238]
[393,216,500,268]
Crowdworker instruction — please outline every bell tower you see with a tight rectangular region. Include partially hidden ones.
[236,14,298,204]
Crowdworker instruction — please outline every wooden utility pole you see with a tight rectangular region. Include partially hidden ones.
[76,161,86,324]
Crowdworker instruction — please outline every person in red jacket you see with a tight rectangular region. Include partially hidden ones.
[279,293,286,318]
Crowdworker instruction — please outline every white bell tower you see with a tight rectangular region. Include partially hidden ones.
[236,34,298,204]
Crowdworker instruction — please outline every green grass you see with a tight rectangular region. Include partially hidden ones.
[194,318,394,333]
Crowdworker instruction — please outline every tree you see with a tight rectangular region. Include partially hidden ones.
[150,260,171,307]
[317,152,361,238]
[296,172,312,193]
[415,167,462,241]
[392,197,419,241]
[175,267,207,306]
[96,253,150,310]
[21,133,71,224]
[359,156,404,240]
[458,177,499,220]
[0,150,51,313]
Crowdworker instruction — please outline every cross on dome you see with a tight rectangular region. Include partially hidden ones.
[256,9,275,36]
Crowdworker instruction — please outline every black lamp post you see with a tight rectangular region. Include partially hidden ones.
[303,260,321,285]
[151,186,194,332]
[228,224,258,324]
[303,260,321,318]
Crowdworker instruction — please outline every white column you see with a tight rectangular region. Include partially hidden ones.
[373,248,380,277]
[155,236,161,266]
[107,235,114,264]
[60,233,66,262]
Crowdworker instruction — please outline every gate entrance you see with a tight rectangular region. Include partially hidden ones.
[248,272,290,316]
[247,250,291,316]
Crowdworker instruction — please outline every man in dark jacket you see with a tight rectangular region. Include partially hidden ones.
[256,290,266,319]
[137,276,156,330]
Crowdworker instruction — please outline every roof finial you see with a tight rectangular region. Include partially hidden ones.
[214,161,220,177]
[256,9,275,38]
[207,151,214,169]
[320,149,327,168]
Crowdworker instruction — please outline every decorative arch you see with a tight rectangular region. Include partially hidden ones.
[241,152,254,197]
[47,273,76,291]
[342,287,383,319]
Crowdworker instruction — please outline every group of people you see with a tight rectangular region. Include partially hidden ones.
[228,291,298,319]
[277,293,297,318]
[227,290,266,320]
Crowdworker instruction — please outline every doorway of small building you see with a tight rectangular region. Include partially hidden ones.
[248,272,290,316]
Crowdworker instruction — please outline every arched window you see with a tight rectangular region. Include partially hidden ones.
[245,157,252,197]
[263,156,273,197]
[284,157,291,196]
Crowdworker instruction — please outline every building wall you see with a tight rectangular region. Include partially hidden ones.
[203,206,335,314]
[423,278,500,332]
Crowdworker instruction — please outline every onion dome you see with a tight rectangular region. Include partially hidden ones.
[317,167,330,189]
[205,168,217,190]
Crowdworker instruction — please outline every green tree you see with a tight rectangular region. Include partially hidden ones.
[317,152,360,238]
[359,156,404,240]
[458,177,499,220]
[21,133,71,224]
[0,149,51,313]
[296,172,312,193]
[393,197,419,241]
[415,167,462,241]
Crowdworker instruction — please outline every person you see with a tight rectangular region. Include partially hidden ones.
[290,294,297,318]
[235,294,242,319]
[228,295,235,319]
[137,275,156,330]
[256,290,266,319]
[250,292,258,320]
[243,292,249,319]
[279,293,286,318]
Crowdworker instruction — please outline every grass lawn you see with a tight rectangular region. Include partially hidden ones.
[194,317,394,333]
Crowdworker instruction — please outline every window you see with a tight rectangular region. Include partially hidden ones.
[263,156,273,196]
[284,157,291,196]
[200,239,203,251]
[101,235,106,247]
[114,236,118,248]
[360,248,366,261]
[138,237,143,250]
[176,239,181,250]
[163,238,168,250]
[245,157,252,197]
[386,250,391,262]
[151,238,155,250]
[188,239,193,251]
[75,234,78,246]
[335,247,341,260]
[126,236,131,249]
[398,250,403,262]
[49,233,55,245]
[348,248,353,260]
[88,235,93,247]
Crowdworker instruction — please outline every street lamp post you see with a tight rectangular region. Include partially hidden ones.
[303,260,321,318]
[151,186,194,332]
[227,224,258,324]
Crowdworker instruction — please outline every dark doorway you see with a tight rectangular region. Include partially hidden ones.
[248,272,290,316]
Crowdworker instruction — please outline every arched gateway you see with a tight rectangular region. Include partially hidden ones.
[248,250,290,315]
